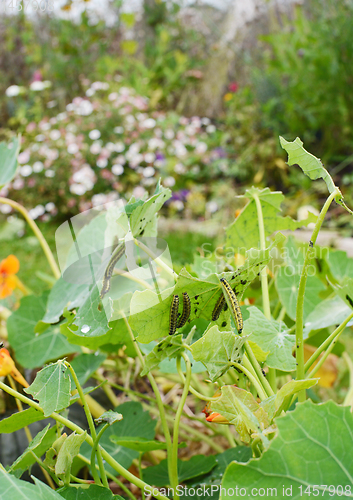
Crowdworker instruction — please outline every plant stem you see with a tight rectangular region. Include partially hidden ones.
[304,311,353,373]
[91,423,110,488]
[133,237,177,279]
[0,197,60,279]
[176,360,216,402]
[232,361,267,401]
[172,354,192,499]
[138,452,146,500]
[295,189,339,402]
[343,353,353,410]
[244,343,274,397]
[65,362,107,486]
[122,316,175,492]
[0,381,170,500]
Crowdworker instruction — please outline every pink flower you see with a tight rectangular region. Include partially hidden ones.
[228,82,239,93]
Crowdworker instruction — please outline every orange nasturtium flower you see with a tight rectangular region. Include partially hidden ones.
[0,347,29,388]
[0,255,20,299]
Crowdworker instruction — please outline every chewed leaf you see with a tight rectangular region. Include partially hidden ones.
[190,326,247,382]
[24,360,71,417]
[280,136,352,214]
[95,410,123,425]
[130,184,171,237]
[141,334,185,376]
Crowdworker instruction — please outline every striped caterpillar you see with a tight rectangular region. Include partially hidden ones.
[220,278,243,334]
[177,292,191,328]
[169,294,179,335]
[100,242,126,299]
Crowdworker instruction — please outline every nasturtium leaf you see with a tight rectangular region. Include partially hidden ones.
[326,249,353,281]
[243,307,296,371]
[226,187,316,255]
[9,425,57,474]
[95,410,123,426]
[143,455,217,487]
[303,295,353,338]
[185,447,252,488]
[131,234,285,343]
[55,432,87,481]
[209,386,269,446]
[141,334,185,376]
[69,285,110,339]
[41,278,90,324]
[130,184,171,237]
[58,484,123,500]
[139,341,206,374]
[24,360,71,417]
[331,277,353,310]
[190,327,247,382]
[260,379,318,421]
[109,436,173,452]
[221,400,353,498]
[276,268,325,321]
[248,340,269,362]
[69,352,107,386]
[0,470,64,500]
[0,407,46,433]
[80,402,155,474]
[7,294,78,369]
[0,136,20,188]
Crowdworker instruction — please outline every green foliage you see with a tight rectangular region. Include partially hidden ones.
[0,136,20,188]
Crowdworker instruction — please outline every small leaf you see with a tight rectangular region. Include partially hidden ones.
[95,410,123,425]
[0,407,46,433]
[143,455,217,487]
[55,432,87,480]
[24,360,71,417]
[221,400,353,498]
[243,307,296,371]
[209,386,269,446]
[190,326,247,382]
[0,136,20,188]
[141,334,185,376]
[130,186,171,237]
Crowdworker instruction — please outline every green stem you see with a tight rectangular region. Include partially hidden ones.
[343,353,353,409]
[91,423,110,488]
[172,354,192,499]
[122,316,175,492]
[295,189,339,402]
[0,381,169,500]
[0,197,60,279]
[232,361,267,401]
[138,452,145,500]
[65,362,107,487]
[176,360,216,402]
[304,311,353,373]
[244,343,274,397]
[133,237,177,279]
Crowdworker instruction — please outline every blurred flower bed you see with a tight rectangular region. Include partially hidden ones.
[0,81,249,221]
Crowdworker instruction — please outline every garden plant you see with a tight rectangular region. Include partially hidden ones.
[0,135,353,500]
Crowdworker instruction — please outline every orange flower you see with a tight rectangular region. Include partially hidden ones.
[223,93,233,102]
[204,411,230,424]
[0,255,20,299]
[0,347,29,387]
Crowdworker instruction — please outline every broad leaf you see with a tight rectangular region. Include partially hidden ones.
[0,407,46,433]
[331,277,353,310]
[25,360,71,417]
[41,278,90,324]
[143,455,217,487]
[0,470,63,500]
[190,326,247,382]
[276,268,325,321]
[141,334,185,376]
[80,402,155,474]
[209,386,269,446]
[303,295,353,338]
[221,400,353,498]
[58,484,123,500]
[326,249,353,281]
[0,136,20,188]
[69,352,107,386]
[7,294,78,369]
[243,307,296,371]
[226,187,316,254]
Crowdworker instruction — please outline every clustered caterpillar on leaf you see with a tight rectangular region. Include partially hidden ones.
[177,292,191,328]
[220,277,243,333]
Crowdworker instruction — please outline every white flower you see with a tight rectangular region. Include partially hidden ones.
[57,112,67,121]
[112,164,124,175]
[67,143,79,155]
[109,92,118,101]
[72,165,96,191]
[201,117,211,125]
[90,142,102,155]
[164,129,175,140]
[35,134,45,142]
[18,151,30,164]
[171,200,184,211]
[114,142,125,153]
[49,130,61,140]
[45,202,55,212]
[30,81,50,91]
[0,204,12,214]
[105,142,116,152]
[89,129,101,140]
[45,170,55,178]
[6,85,21,97]
[195,142,207,154]
[12,179,24,190]
[86,88,95,97]
[206,124,216,134]
[75,100,93,116]
[47,100,57,108]
[70,183,87,195]
[132,186,146,199]
[144,152,155,163]
[142,118,156,129]
[143,166,155,178]
[114,126,124,134]
[33,161,44,173]
[206,201,218,213]
[174,163,186,174]
[97,158,108,168]
[114,155,125,165]
[20,165,32,177]
[163,176,175,187]
[29,205,45,219]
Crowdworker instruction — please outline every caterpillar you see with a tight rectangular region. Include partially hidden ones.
[212,293,226,321]
[169,294,180,335]
[220,278,243,333]
[100,242,126,299]
[177,292,191,328]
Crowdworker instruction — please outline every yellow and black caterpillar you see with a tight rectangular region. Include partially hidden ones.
[100,242,126,299]
[169,294,180,335]
[220,277,243,333]
[177,292,191,328]
[211,294,226,321]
